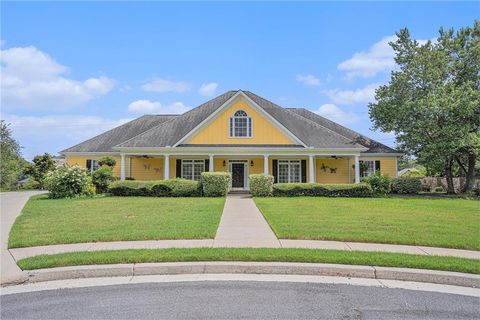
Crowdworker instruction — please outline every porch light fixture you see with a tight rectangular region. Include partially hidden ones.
[250,160,254,167]
[222,160,226,167]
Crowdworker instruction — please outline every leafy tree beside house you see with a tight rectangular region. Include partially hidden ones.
[0,120,28,190]
[24,153,56,189]
[369,21,480,193]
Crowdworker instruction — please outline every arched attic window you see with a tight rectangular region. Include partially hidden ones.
[229,110,252,138]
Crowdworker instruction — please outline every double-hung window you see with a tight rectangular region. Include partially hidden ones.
[360,160,381,177]
[278,160,301,183]
[229,110,252,138]
[181,160,205,181]
[86,159,100,173]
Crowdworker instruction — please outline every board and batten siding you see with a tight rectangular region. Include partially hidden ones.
[186,100,296,145]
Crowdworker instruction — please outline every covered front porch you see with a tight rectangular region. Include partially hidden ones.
[118,150,364,190]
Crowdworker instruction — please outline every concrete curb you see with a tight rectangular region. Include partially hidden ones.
[23,262,480,288]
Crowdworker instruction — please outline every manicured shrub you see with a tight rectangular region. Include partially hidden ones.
[391,177,422,194]
[21,178,41,190]
[108,179,199,197]
[364,174,392,195]
[108,181,157,196]
[200,172,231,197]
[98,156,116,168]
[272,183,373,197]
[249,174,274,197]
[44,165,95,199]
[91,166,115,193]
[164,178,200,197]
[433,186,445,193]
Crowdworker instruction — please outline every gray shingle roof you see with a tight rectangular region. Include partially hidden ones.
[61,115,177,153]
[62,90,398,153]
[115,91,237,148]
[286,107,398,153]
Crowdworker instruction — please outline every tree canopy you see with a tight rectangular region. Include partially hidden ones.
[369,21,480,193]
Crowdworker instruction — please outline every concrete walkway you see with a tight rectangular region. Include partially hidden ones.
[213,193,281,248]
[10,239,480,261]
[1,191,47,285]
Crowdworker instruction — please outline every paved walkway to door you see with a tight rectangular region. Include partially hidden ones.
[213,193,281,248]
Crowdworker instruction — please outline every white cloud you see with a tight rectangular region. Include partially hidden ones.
[127,99,190,114]
[1,46,115,109]
[338,35,397,79]
[2,114,131,160]
[296,74,320,86]
[198,82,218,97]
[322,83,379,106]
[315,104,360,125]
[141,79,189,93]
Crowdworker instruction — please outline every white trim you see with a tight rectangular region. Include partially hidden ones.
[264,155,269,175]
[180,159,205,181]
[360,153,403,157]
[173,91,307,147]
[309,155,315,183]
[209,155,214,172]
[164,155,170,180]
[354,155,360,184]
[120,154,126,181]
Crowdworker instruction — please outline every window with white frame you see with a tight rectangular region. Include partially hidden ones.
[86,159,100,173]
[360,160,380,177]
[181,160,205,181]
[229,110,252,138]
[278,160,301,183]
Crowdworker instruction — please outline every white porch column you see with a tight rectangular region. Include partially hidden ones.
[120,153,126,181]
[354,155,360,183]
[309,155,315,183]
[264,155,269,175]
[209,154,214,172]
[164,154,170,180]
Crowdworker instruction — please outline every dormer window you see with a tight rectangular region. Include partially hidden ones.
[229,110,252,138]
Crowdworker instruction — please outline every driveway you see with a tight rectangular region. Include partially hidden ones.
[1,191,47,285]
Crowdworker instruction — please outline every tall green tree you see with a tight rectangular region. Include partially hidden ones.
[24,153,56,189]
[0,120,25,189]
[369,21,480,193]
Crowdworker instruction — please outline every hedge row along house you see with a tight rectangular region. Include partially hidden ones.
[62,90,400,191]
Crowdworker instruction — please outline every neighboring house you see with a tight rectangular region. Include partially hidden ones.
[62,90,400,190]
[398,167,420,177]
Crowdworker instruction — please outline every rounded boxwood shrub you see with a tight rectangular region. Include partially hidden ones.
[249,174,274,197]
[391,177,422,194]
[165,178,200,197]
[364,174,392,195]
[45,165,95,199]
[91,166,115,194]
[200,172,231,197]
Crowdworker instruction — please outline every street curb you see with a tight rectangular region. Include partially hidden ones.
[22,262,480,288]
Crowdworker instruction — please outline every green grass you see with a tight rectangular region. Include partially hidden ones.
[254,197,480,250]
[17,248,480,274]
[9,195,225,248]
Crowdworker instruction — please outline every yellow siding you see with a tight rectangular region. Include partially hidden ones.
[360,156,397,177]
[186,99,296,145]
[129,157,164,180]
[66,156,121,178]
[316,158,351,184]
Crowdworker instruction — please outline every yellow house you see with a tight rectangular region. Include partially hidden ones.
[62,90,400,190]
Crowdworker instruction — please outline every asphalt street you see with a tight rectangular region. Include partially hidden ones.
[1,281,479,319]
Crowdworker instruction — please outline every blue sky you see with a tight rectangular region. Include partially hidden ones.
[1,2,478,159]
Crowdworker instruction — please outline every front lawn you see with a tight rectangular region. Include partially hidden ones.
[17,248,480,274]
[254,197,480,250]
[9,195,225,248]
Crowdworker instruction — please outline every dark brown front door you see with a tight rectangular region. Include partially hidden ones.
[231,163,245,188]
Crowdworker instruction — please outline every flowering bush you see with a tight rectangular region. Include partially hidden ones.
[92,166,115,193]
[45,165,95,199]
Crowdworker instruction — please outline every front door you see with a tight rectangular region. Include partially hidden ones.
[231,163,245,188]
